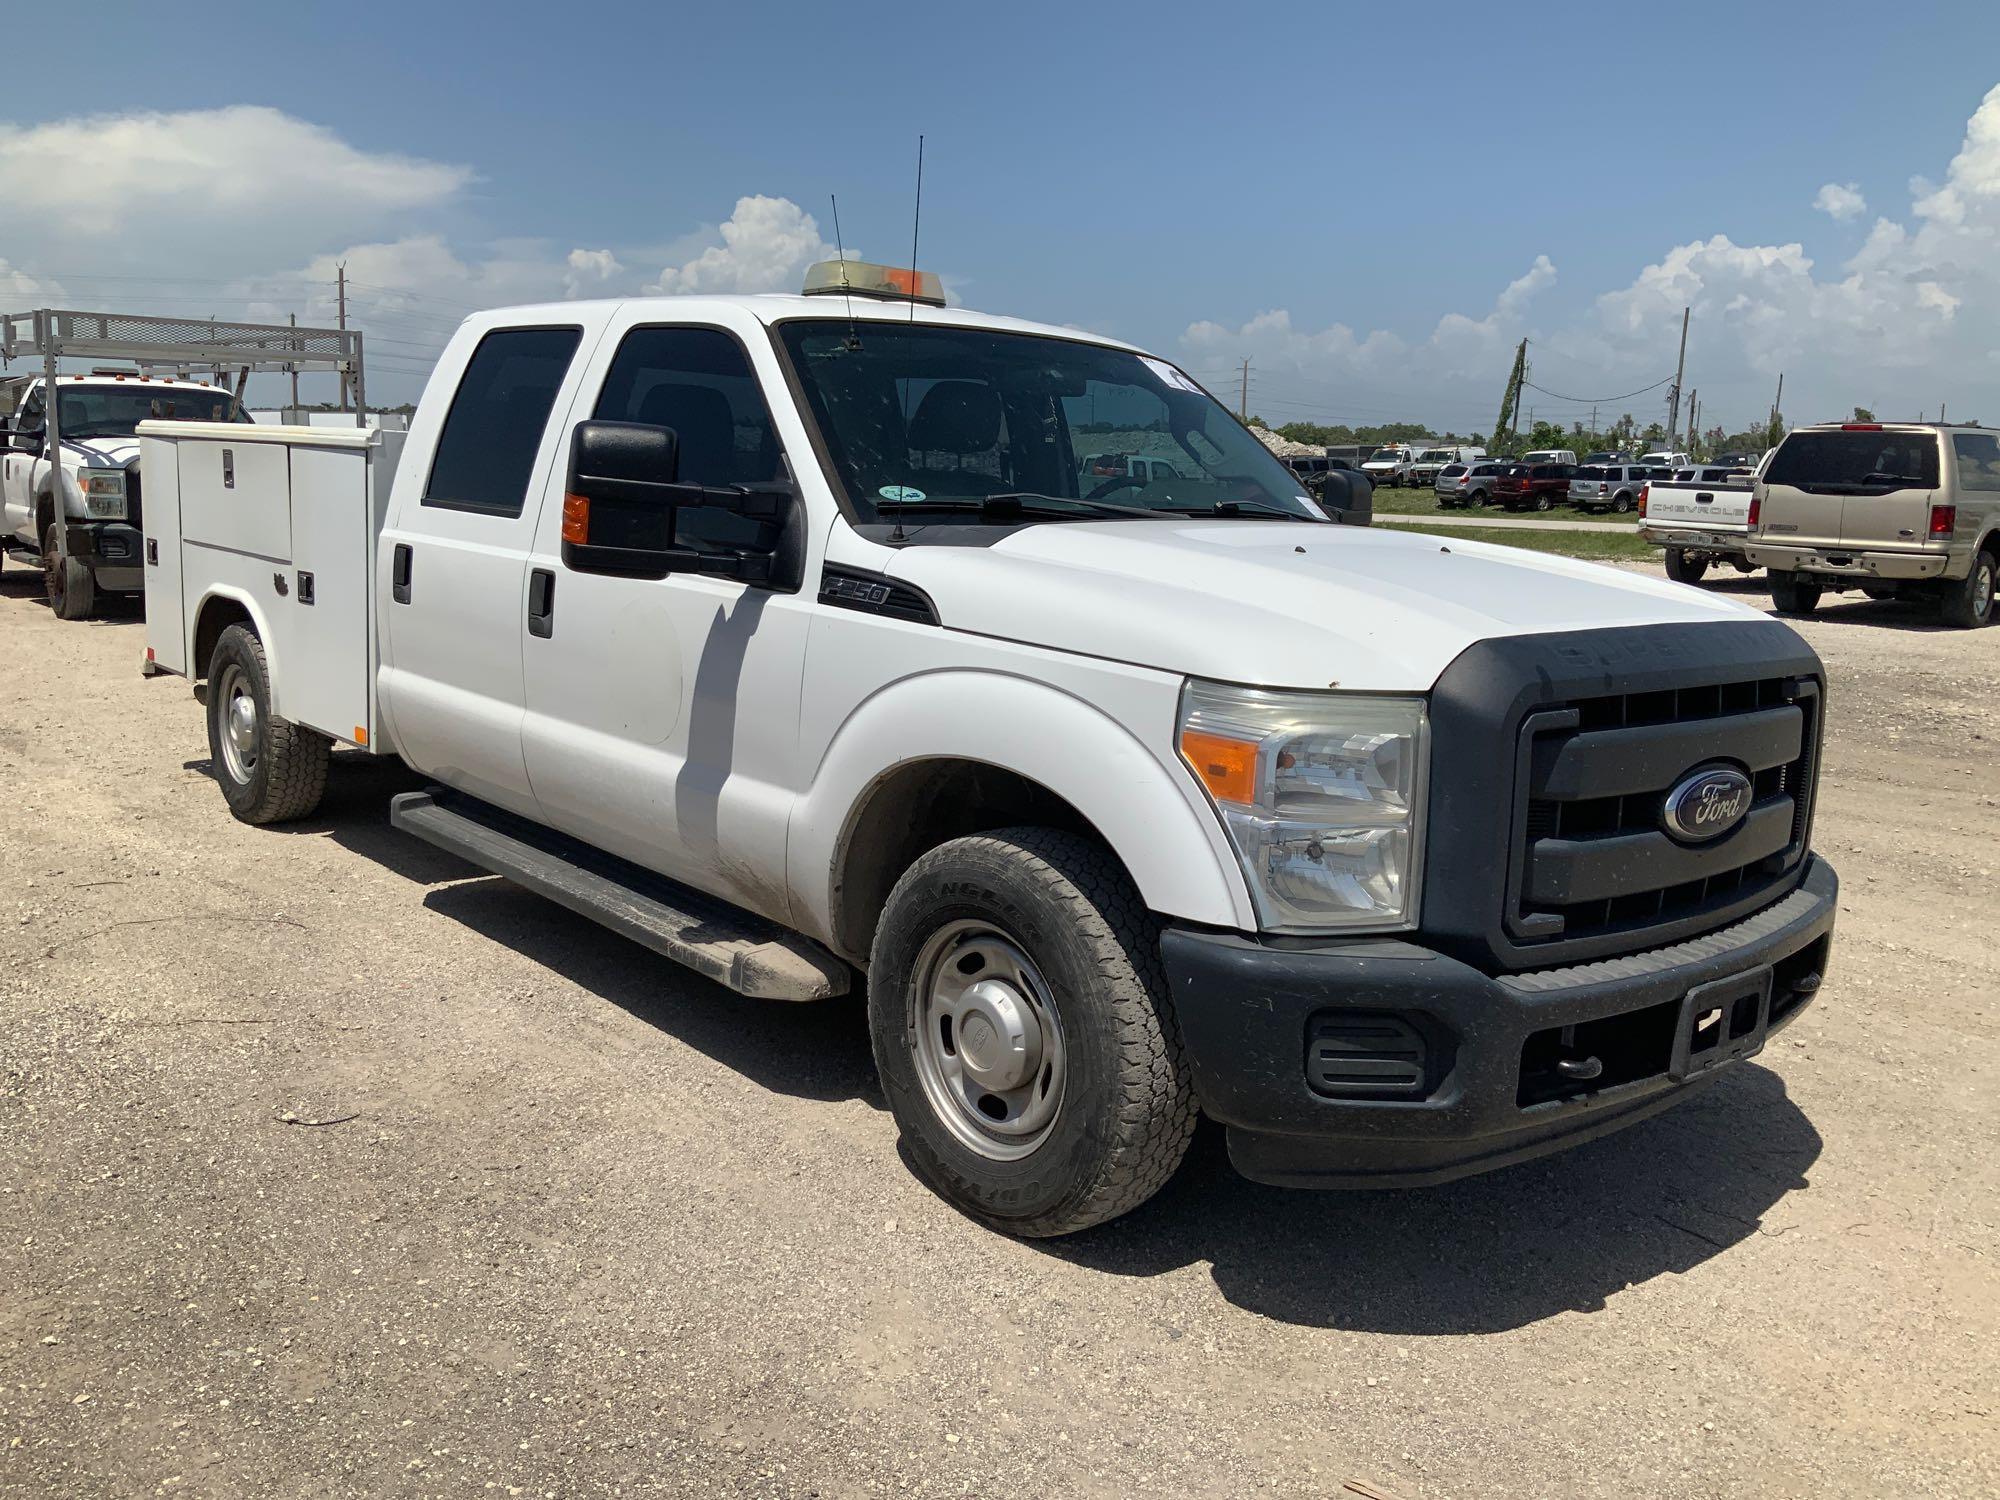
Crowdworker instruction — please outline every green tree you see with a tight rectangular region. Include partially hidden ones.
[1852,406,1876,423]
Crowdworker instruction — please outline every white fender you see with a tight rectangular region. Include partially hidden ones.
[189,585,287,713]
[789,669,1254,949]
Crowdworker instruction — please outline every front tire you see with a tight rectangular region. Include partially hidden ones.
[867,828,1196,1237]
[1940,550,1996,629]
[1770,573,1823,616]
[1663,547,1711,585]
[205,624,330,824]
[42,523,96,620]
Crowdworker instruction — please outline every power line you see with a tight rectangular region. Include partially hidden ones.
[1520,373,1673,405]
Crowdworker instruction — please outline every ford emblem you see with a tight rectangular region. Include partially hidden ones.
[1661,764,1754,843]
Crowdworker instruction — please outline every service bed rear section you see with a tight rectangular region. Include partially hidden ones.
[138,422,404,751]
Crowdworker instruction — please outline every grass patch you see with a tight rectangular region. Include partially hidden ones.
[1368,485,1639,523]
[1388,522,1657,564]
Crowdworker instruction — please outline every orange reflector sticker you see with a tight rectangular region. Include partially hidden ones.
[1179,730,1259,805]
[353,726,369,746]
[561,493,590,544]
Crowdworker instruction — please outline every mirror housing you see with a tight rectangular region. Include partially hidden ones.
[1311,468,1374,526]
[561,419,802,588]
[9,425,41,454]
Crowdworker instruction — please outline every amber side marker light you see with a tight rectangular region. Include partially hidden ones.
[1179,729,1259,805]
[561,493,590,544]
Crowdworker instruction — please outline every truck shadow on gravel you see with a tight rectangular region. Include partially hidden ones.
[1035,1067,1821,1334]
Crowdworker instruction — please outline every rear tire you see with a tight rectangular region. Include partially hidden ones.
[42,523,96,620]
[1770,574,1823,616]
[1940,550,1996,629]
[1663,548,1711,585]
[867,827,1197,1238]
[205,624,330,824]
[1612,493,1634,514]
[1533,494,1552,512]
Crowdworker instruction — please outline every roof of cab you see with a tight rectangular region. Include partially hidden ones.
[455,293,1146,354]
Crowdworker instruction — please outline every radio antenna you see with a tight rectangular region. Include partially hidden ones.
[908,134,924,325]
[829,194,862,352]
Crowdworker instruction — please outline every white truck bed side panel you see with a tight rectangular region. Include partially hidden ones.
[139,434,187,674]
[285,444,375,747]
[181,438,293,562]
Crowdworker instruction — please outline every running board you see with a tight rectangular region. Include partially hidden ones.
[390,788,850,1002]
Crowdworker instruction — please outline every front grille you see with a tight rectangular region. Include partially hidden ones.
[1508,676,1819,950]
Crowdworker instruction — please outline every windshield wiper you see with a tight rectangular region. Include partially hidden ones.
[1159,499,1318,520]
[875,493,1155,522]
[1861,472,1926,486]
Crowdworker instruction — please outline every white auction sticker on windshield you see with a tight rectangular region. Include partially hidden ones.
[1142,357,1205,394]
[1297,497,1328,520]
[878,485,926,502]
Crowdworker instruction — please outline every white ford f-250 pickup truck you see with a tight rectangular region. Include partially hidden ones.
[138,261,1839,1236]
[1,372,251,617]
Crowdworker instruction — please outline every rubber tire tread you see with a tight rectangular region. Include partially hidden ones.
[1769,574,1822,616]
[207,624,330,825]
[43,523,96,620]
[867,827,1197,1238]
[1663,547,1710,585]
[1939,549,1996,629]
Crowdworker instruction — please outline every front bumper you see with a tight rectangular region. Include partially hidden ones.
[1640,526,1748,553]
[1743,542,1947,580]
[1162,856,1837,1189]
[60,521,146,588]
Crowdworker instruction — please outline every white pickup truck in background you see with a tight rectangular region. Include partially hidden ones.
[138,261,1840,1236]
[1638,463,1758,584]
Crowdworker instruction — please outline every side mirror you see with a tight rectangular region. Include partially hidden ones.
[1315,469,1373,526]
[9,426,40,454]
[561,418,802,587]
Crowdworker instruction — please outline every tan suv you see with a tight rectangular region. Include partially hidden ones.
[1745,422,2000,628]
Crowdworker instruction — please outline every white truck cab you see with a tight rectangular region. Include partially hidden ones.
[1,372,250,617]
[140,264,1839,1235]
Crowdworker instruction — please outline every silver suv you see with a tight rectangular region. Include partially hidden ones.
[1746,422,2000,627]
[1435,458,1511,508]
[1566,463,1653,514]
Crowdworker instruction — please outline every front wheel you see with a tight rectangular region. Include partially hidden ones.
[1940,550,1996,629]
[205,624,331,824]
[1770,573,1823,616]
[42,524,96,620]
[1663,547,1711,585]
[867,828,1197,1237]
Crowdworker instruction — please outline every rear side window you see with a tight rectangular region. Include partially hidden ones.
[1439,463,1466,477]
[1765,430,1940,492]
[592,325,787,554]
[425,326,582,516]
[1951,432,2000,493]
[1574,466,1605,480]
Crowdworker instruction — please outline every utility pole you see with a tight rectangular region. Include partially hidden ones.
[289,312,300,415]
[1238,357,1250,423]
[1665,306,1689,446]
[336,263,350,413]
[1589,404,1598,446]
[1686,389,1698,456]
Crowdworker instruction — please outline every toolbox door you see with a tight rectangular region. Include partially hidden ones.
[139,435,187,673]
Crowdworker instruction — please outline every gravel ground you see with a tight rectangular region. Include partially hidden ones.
[1,560,1994,1499]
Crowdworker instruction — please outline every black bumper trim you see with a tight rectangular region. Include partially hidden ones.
[1161,856,1837,1189]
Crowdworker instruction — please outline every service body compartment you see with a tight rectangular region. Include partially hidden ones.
[138,421,404,750]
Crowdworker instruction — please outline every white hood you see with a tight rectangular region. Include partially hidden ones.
[883,519,1767,692]
[59,436,141,469]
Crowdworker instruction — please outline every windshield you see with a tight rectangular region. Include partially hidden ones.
[1764,430,1940,493]
[1418,449,1453,461]
[1366,449,1404,464]
[32,383,248,440]
[775,321,1320,523]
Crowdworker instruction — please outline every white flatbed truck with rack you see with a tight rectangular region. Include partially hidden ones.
[142,261,1840,1235]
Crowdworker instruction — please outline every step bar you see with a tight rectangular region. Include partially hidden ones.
[390,789,850,1002]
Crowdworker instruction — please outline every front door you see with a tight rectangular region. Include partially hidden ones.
[519,315,814,923]
[378,320,599,817]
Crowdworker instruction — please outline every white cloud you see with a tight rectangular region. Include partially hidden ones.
[645,195,836,295]
[563,248,623,298]
[1183,83,2000,433]
[0,106,469,243]
[1813,182,1867,220]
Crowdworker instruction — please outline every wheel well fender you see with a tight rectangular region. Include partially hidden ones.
[792,672,1252,963]
[190,588,283,705]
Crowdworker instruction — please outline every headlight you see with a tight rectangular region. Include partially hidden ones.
[1178,680,1427,933]
[79,469,127,520]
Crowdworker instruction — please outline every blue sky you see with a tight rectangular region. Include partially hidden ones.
[6,0,2000,432]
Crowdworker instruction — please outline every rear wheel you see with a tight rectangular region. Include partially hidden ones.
[1940,550,1996,629]
[41,523,95,620]
[1470,489,1488,508]
[1770,573,1823,616]
[1532,493,1552,512]
[1663,547,1711,585]
[867,827,1197,1237]
[205,624,331,824]
[1612,492,1634,514]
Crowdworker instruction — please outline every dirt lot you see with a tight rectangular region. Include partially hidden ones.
[1,560,1994,1499]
